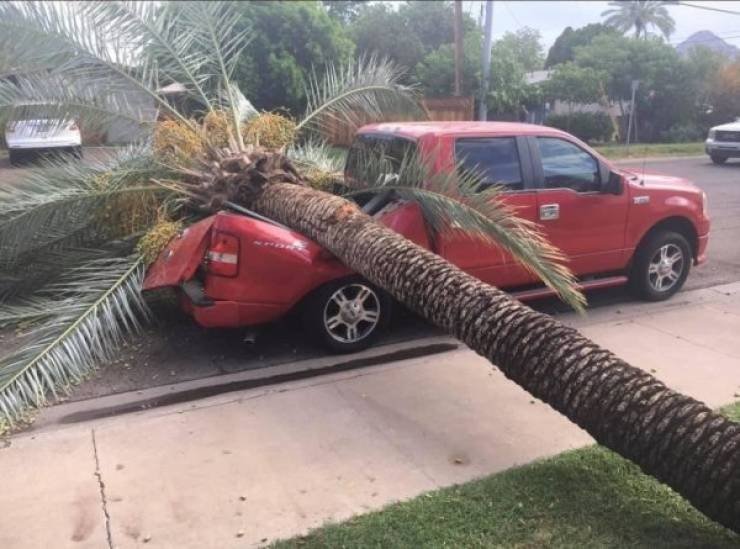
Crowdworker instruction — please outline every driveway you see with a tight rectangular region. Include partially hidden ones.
[1,154,740,402]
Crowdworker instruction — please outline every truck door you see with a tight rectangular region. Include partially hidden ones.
[436,136,540,288]
[531,136,629,276]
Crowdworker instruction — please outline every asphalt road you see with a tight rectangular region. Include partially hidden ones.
[1,152,739,400]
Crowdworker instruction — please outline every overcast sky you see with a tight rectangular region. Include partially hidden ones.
[460,1,740,50]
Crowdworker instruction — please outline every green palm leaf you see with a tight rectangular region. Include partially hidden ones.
[0,1,189,127]
[0,297,79,328]
[82,1,214,111]
[0,245,112,303]
[174,1,253,146]
[0,256,148,427]
[345,148,586,311]
[0,146,163,267]
[286,139,345,174]
[297,55,426,134]
[0,71,151,133]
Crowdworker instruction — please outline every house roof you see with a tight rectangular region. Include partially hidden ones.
[525,70,552,85]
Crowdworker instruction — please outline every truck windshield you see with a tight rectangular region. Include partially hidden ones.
[345,133,417,186]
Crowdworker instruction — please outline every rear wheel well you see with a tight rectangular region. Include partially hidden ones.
[634,217,698,262]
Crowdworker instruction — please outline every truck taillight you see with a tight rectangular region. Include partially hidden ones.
[205,231,239,277]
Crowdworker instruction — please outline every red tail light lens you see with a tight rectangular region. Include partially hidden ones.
[205,231,239,277]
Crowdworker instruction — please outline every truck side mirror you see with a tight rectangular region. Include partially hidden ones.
[605,171,623,195]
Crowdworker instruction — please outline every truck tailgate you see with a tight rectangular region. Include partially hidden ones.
[142,216,215,290]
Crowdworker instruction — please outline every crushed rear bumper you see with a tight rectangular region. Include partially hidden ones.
[178,282,286,328]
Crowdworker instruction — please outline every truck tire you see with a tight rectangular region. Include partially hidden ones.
[630,230,691,301]
[303,276,392,353]
[710,154,727,165]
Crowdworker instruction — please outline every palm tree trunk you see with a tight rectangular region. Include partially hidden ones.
[251,182,740,533]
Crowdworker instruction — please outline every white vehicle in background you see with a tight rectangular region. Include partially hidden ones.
[705,119,740,165]
[4,118,82,165]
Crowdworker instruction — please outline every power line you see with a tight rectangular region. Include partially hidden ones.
[502,1,524,30]
[673,1,740,16]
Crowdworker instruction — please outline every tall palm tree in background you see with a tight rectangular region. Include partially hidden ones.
[0,0,738,534]
[602,0,676,39]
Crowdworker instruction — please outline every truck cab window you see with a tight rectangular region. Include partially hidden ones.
[455,137,523,191]
[537,137,600,192]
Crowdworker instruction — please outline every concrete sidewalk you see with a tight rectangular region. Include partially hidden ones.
[2,282,740,549]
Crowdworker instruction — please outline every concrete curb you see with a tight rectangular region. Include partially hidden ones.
[29,336,459,434]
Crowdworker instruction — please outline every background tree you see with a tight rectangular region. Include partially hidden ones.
[400,1,472,54]
[230,1,355,114]
[494,28,545,73]
[602,0,675,40]
[414,29,539,116]
[415,32,482,97]
[350,1,478,83]
[574,34,696,140]
[485,35,541,117]
[543,63,606,111]
[350,3,425,74]
[706,60,740,126]
[322,0,366,24]
[545,23,618,68]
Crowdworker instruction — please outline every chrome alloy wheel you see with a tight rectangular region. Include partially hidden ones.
[648,243,684,292]
[323,283,381,344]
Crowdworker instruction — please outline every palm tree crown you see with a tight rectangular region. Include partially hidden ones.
[602,0,676,39]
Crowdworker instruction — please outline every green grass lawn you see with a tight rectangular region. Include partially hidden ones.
[272,402,740,548]
[595,142,704,160]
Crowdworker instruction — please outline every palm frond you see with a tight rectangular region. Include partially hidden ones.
[0,297,79,328]
[0,146,165,267]
[0,2,189,127]
[175,1,253,147]
[286,140,345,174]
[345,149,586,311]
[0,245,112,303]
[296,55,425,134]
[0,256,148,427]
[0,71,151,132]
[82,1,213,110]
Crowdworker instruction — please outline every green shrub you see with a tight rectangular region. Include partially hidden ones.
[660,123,705,143]
[545,112,614,143]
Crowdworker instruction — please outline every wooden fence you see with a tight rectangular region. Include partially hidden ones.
[322,96,474,146]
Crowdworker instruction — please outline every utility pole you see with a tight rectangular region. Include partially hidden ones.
[478,0,494,120]
[453,0,463,96]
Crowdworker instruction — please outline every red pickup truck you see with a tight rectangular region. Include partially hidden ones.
[144,122,710,352]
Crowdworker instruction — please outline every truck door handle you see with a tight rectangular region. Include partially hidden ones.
[539,203,560,221]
